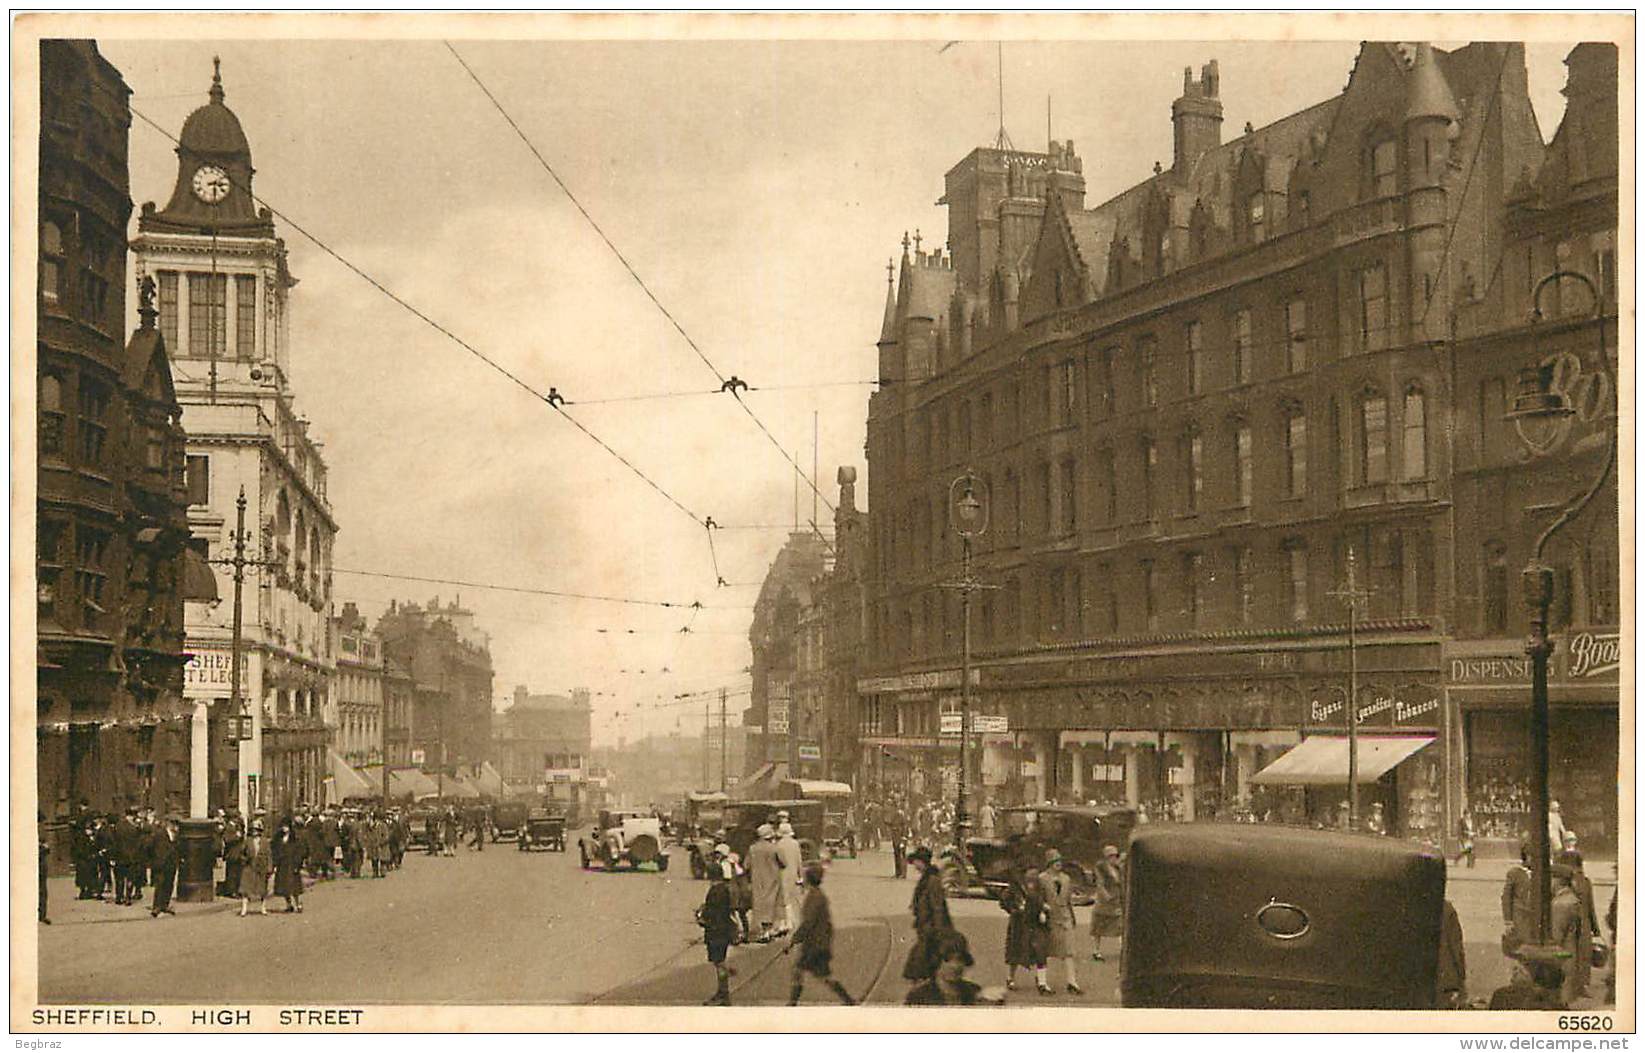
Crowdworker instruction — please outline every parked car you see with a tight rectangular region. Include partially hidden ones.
[578,809,669,872]
[953,804,1137,903]
[1121,823,1447,1008]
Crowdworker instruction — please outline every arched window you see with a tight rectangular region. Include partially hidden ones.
[1402,387,1428,480]
[1483,541,1509,634]
[1231,418,1253,508]
[1370,137,1399,198]
[1180,426,1203,513]
[1586,522,1619,626]
[1283,404,1308,498]
[40,221,63,303]
[1246,192,1266,242]
[1360,391,1389,485]
[39,374,64,455]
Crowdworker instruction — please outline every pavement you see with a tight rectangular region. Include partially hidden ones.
[35,841,1620,1009]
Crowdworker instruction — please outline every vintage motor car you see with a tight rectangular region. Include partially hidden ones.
[1120,824,1447,1009]
[519,808,566,852]
[491,800,529,842]
[779,779,856,858]
[679,791,731,879]
[720,799,824,864]
[952,804,1137,903]
[578,809,670,872]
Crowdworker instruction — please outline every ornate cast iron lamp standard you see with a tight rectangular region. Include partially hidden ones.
[945,470,989,857]
[1504,268,1614,950]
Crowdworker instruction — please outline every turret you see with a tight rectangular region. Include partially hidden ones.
[1172,61,1223,175]
[1403,43,1458,342]
[875,256,901,384]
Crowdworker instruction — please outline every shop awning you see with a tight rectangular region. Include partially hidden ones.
[440,774,482,799]
[733,761,789,800]
[181,548,219,603]
[330,751,375,799]
[787,779,852,797]
[1251,735,1434,786]
[475,762,506,797]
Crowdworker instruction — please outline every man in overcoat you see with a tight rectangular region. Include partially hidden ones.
[148,817,181,918]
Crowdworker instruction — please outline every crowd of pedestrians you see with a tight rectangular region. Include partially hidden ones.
[52,799,418,922]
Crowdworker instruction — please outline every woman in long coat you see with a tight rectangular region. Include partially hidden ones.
[272,818,305,913]
[902,846,953,983]
[238,822,273,916]
[746,825,784,942]
[1000,863,1050,993]
[1038,851,1081,994]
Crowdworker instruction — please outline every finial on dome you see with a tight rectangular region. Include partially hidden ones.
[210,56,224,104]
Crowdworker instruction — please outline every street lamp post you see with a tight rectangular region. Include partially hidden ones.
[1328,547,1370,828]
[946,471,989,855]
[1505,268,1614,949]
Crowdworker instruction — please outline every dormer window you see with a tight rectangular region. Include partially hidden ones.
[1245,192,1266,243]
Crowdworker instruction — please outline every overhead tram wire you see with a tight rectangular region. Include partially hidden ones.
[442,42,838,525]
[126,104,718,569]
[330,567,753,610]
[565,378,887,407]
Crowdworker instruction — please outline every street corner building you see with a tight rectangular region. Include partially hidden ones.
[36,40,217,860]
[855,42,1619,855]
[126,57,340,818]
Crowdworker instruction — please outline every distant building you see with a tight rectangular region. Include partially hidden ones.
[331,602,384,768]
[595,727,747,808]
[130,60,337,816]
[745,532,828,779]
[382,658,415,768]
[792,468,869,784]
[494,685,592,798]
[377,597,495,774]
[37,40,208,823]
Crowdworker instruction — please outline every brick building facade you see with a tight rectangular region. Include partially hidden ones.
[37,40,206,830]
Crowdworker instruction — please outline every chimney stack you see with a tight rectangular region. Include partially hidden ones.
[1172,60,1223,175]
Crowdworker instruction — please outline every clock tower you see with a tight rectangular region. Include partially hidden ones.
[132,57,295,386]
[130,60,337,821]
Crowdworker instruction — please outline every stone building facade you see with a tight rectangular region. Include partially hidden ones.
[858,42,1613,848]
[377,598,495,776]
[332,602,385,768]
[37,40,207,826]
[791,468,869,784]
[744,532,828,779]
[494,685,592,800]
[129,62,338,816]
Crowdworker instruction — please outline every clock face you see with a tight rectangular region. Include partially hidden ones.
[192,165,231,204]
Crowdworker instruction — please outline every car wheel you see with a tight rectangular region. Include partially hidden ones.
[657,855,670,873]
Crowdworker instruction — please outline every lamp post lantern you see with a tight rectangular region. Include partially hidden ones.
[946,470,988,855]
[1504,268,1614,949]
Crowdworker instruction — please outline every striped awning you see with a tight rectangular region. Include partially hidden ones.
[1251,735,1435,787]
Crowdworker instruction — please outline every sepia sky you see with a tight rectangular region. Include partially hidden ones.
[98,32,1579,746]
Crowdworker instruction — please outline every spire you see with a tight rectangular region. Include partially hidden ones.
[1404,42,1459,124]
[877,259,898,346]
[210,55,224,105]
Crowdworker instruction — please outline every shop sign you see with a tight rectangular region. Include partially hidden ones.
[1568,632,1620,679]
[768,700,789,735]
[857,669,977,695]
[411,749,426,765]
[939,713,1009,736]
[1448,655,1532,684]
[1309,689,1439,727]
[183,647,249,701]
[797,744,821,761]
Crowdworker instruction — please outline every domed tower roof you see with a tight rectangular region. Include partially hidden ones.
[179,59,251,158]
[138,57,272,236]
